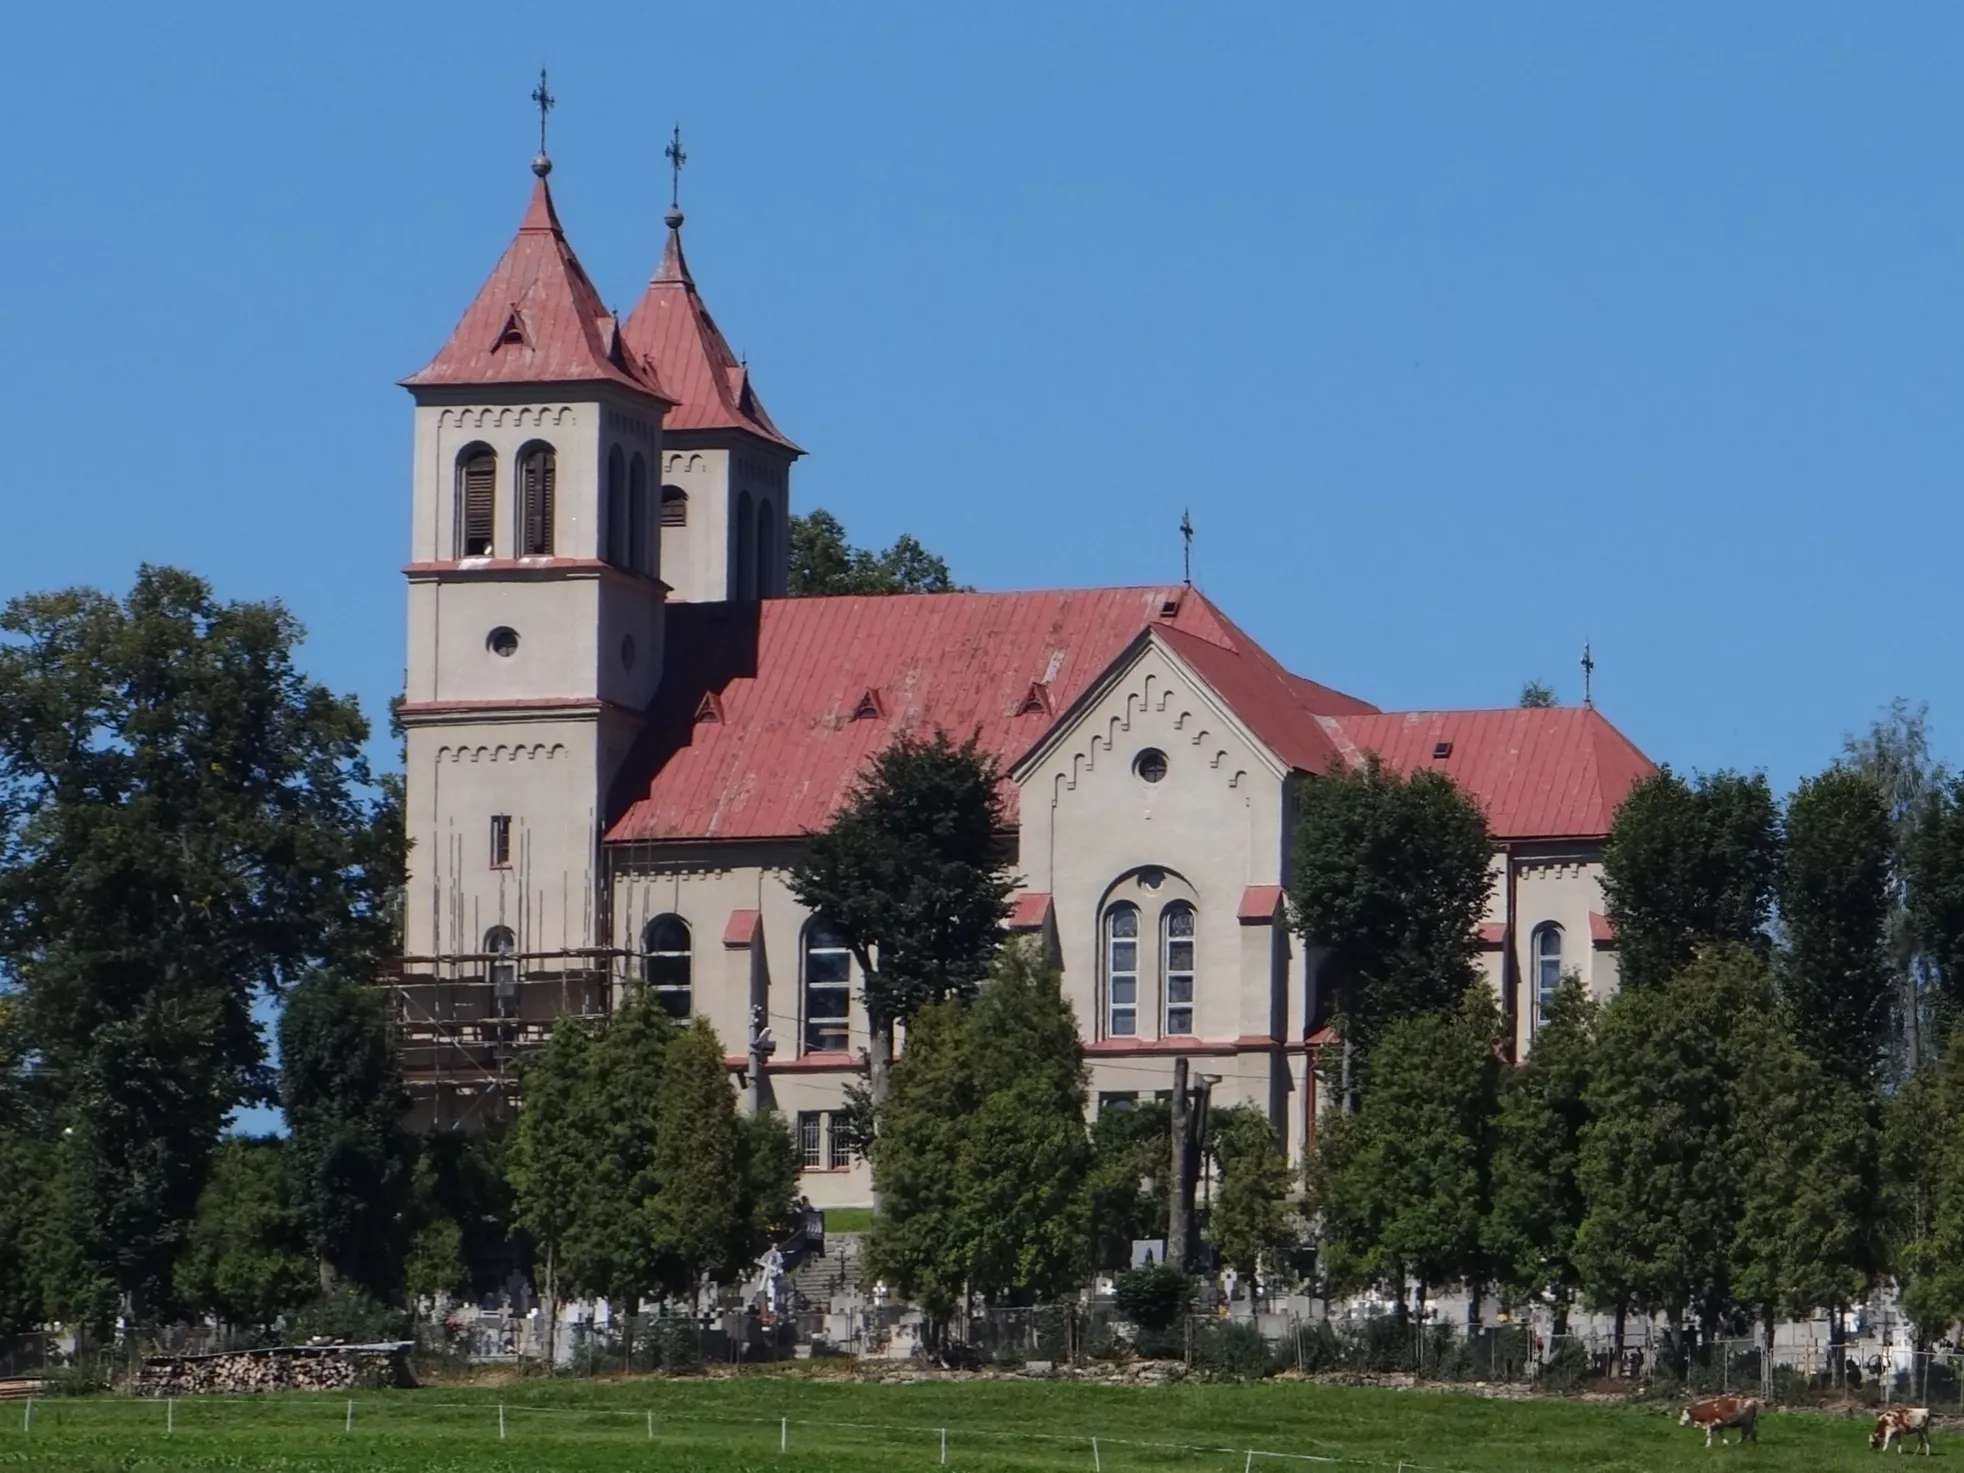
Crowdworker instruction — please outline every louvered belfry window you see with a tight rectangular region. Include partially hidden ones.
[458,450,496,557]
[519,445,555,556]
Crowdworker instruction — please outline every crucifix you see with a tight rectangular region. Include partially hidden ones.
[665,124,688,210]
[1180,508,1195,587]
[530,68,555,163]
[1581,641,1595,709]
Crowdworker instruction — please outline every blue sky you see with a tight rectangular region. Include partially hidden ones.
[4,2,1961,797]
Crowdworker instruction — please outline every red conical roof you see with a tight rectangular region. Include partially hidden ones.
[404,172,673,403]
[619,211,799,451]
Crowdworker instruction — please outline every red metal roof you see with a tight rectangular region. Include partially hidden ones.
[605,586,1371,843]
[404,173,672,404]
[1319,707,1654,841]
[1008,892,1054,932]
[723,909,761,947]
[1477,921,1509,947]
[619,214,799,452]
[1238,885,1285,923]
[1590,911,1617,946]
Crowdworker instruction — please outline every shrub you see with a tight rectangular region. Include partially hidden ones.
[287,1286,408,1344]
[1538,1338,1589,1394]
[1193,1320,1275,1381]
[653,1315,703,1375]
[1115,1264,1194,1332]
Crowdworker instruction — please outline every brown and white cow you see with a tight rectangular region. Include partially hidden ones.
[1871,1407,1933,1455]
[1680,1396,1760,1447]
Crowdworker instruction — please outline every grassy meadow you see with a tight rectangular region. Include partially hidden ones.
[0,1373,1916,1473]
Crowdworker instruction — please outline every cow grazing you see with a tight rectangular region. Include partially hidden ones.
[1871,1407,1933,1455]
[1680,1396,1760,1447]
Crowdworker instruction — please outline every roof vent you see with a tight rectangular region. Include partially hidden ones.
[693,691,724,724]
[852,687,885,721]
[1158,595,1181,619]
[1432,740,1453,759]
[493,307,527,349]
[1014,681,1052,718]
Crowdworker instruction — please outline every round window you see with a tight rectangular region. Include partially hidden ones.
[1138,866,1166,891]
[1134,748,1169,784]
[621,634,637,670]
[487,626,519,658]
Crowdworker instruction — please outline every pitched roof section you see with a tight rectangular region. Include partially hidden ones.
[619,210,800,452]
[404,174,672,402]
[606,586,1371,844]
[1319,707,1655,840]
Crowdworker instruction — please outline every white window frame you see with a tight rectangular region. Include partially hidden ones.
[1534,923,1564,1024]
[802,921,852,1053]
[643,914,691,1018]
[1105,903,1140,1038]
[1161,902,1196,1036]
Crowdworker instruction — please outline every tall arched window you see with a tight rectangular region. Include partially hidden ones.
[485,926,517,1017]
[628,453,650,574]
[756,499,776,596]
[518,444,555,556]
[803,920,852,1052]
[1534,923,1564,1023]
[605,447,627,566]
[643,915,691,1018]
[1105,903,1140,1037]
[661,484,688,527]
[455,446,496,557]
[1161,902,1196,1035]
[735,491,756,599]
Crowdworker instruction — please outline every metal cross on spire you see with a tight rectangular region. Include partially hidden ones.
[530,68,556,176]
[1581,641,1596,709]
[1180,508,1195,587]
[665,124,688,211]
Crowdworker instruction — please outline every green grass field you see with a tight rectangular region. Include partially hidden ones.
[0,1373,1919,1472]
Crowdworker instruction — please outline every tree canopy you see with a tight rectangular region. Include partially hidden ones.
[788,510,959,596]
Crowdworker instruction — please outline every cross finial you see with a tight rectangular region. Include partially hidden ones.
[1180,508,1195,587]
[665,124,688,211]
[530,68,556,177]
[1580,641,1595,709]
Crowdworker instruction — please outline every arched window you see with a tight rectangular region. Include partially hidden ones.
[756,499,776,597]
[643,915,691,1019]
[661,484,688,527]
[628,454,650,574]
[485,926,517,1017]
[518,444,555,556]
[1161,902,1196,1035]
[735,490,756,599]
[1534,924,1564,1023]
[605,447,627,566]
[1105,903,1140,1037]
[455,446,496,557]
[803,920,852,1053]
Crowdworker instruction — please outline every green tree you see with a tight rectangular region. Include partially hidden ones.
[1909,780,1964,1041]
[1779,768,1893,1092]
[651,1019,745,1305]
[959,943,1093,1305]
[1210,1114,1295,1300]
[788,509,959,596]
[788,730,1015,1104]
[507,1016,599,1349]
[1288,756,1493,1101]
[1087,1100,1169,1269]
[1601,769,1780,991]
[174,1136,314,1331]
[735,1109,801,1260]
[1519,681,1555,708]
[0,567,392,1321]
[1843,700,1949,1071]
[1485,975,1595,1330]
[1311,987,1500,1319]
[1881,1035,1964,1346]
[279,971,410,1295]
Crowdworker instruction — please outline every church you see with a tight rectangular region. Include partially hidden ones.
[392,134,1656,1207]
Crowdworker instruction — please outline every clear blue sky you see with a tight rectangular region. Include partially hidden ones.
[3,2,1961,795]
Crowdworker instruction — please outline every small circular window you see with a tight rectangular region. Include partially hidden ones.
[620,634,637,670]
[487,626,519,658]
[1138,866,1166,891]
[1135,748,1168,784]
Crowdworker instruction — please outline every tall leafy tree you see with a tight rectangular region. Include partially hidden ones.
[507,1016,599,1348]
[1087,1100,1170,1269]
[651,1019,745,1306]
[1909,780,1964,1041]
[1209,1113,1296,1299]
[1881,1032,1964,1347]
[1288,756,1493,1100]
[279,970,410,1294]
[173,1136,314,1331]
[1310,987,1500,1318]
[1601,769,1780,991]
[1844,700,1949,1070]
[1779,768,1893,1092]
[735,1109,801,1263]
[788,730,1015,1103]
[788,510,959,596]
[0,567,391,1320]
[1485,975,1595,1331]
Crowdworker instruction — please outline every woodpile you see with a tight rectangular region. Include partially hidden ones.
[133,1343,416,1396]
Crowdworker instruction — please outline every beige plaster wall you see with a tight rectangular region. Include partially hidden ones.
[657,440,794,603]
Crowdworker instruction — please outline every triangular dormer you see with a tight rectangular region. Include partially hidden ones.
[852,688,885,721]
[1015,681,1052,718]
[694,691,725,724]
[492,307,527,350]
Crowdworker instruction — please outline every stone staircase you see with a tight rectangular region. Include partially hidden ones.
[791,1232,866,1312]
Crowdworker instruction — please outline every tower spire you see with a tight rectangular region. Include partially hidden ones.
[530,67,556,177]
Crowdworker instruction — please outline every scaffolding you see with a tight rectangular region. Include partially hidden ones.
[385,946,622,1130]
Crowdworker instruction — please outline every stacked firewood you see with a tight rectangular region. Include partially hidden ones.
[133,1344,415,1396]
